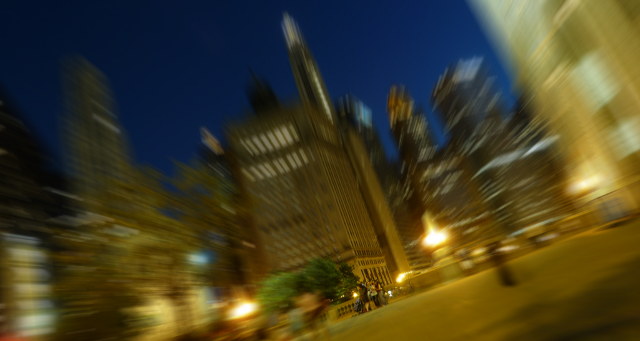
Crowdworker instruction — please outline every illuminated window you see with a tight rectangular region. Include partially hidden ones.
[252,136,266,153]
[260,133,273,151]
[267,131,280,148]
[281,126,294,144]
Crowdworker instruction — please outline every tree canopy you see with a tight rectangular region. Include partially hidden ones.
[256,258,360,313]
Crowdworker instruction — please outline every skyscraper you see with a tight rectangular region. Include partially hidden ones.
[225,15,397,284]
[387,86,452,269]
[432,58,515,234]
[61,57,133,213]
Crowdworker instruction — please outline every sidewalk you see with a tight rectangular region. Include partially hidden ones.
[328,220,640,341]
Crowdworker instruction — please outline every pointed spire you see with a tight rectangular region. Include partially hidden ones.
[281,13,335,123]
[282,12,303,48]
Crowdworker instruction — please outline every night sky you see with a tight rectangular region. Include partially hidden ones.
[2,0,514,175]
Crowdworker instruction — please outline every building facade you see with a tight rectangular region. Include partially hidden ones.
[470,0,640,220]
[226,14,395,284]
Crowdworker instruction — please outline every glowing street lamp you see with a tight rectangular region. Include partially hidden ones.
[228,301,258,320]
[423,229,448,247]
[569,175,601,195]
[421,212,448,248]
[396,272,407,283]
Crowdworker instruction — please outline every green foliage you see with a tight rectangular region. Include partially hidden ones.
[299,258,342,300]
[336,262,360,302]
[256,259,361,312]
[256,271,303,313]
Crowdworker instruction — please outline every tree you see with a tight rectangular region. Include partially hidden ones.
[256,271,303,313]
[256,259,361,312]
[336,262,360,302]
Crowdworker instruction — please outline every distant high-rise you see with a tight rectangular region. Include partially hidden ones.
[432,58,515,234]
[62,57,133,212]
[283,13,334,123]
[387,86,443,269]
[432,57,507,159]
[388,86,437,171]
[336,95,387,177]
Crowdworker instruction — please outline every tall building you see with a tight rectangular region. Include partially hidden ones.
[61,57,133,213]
[470,0,640,219]
[432,58,516,235]
[432,58,575,238]
[386,86,440,269]
[0,88,56,338]
[336,95,410,276]
[226,15,396,284]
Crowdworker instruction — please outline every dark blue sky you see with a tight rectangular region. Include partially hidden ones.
[1,0,514,175]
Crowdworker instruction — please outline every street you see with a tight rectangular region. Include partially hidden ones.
[327,221,640,340]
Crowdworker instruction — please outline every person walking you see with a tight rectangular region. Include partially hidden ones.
[375,280,386,306]
[488,242,517,286]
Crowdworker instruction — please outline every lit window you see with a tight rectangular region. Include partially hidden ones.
[252,136,266,153]
[250,166,264,180]
[267,131,279,148]
[275,126,288,145]
[264,162,277,177]
[260,134,273,151]
[282,126,293,144]
[293,151,304,167]
[287,154,298,169]
[243,139,259,155]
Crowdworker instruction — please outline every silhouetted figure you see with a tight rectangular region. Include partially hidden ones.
[488,242,516,286]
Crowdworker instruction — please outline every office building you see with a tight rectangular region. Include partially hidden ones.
[226,14,396,284]
[470,0,640,219]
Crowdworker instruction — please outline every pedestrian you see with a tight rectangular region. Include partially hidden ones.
[358,282,371,312]
[488,242,516,286]
[458,248,475,275]
[375,280,386,306]
[368,281,378,309]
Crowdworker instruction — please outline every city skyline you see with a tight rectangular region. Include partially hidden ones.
[1,0,514,175]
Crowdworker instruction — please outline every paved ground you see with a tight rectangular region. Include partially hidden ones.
[327,222,640,341]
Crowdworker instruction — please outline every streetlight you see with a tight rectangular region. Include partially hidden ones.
[423,229,448,248]
[228,301,258,320]
[421,212,448,248]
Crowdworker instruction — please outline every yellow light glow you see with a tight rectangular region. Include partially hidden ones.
[396,273,407,283]
[352,292,358,298]
[569,175,600,194]
[229,301,258,319]
[423,230,448,247]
